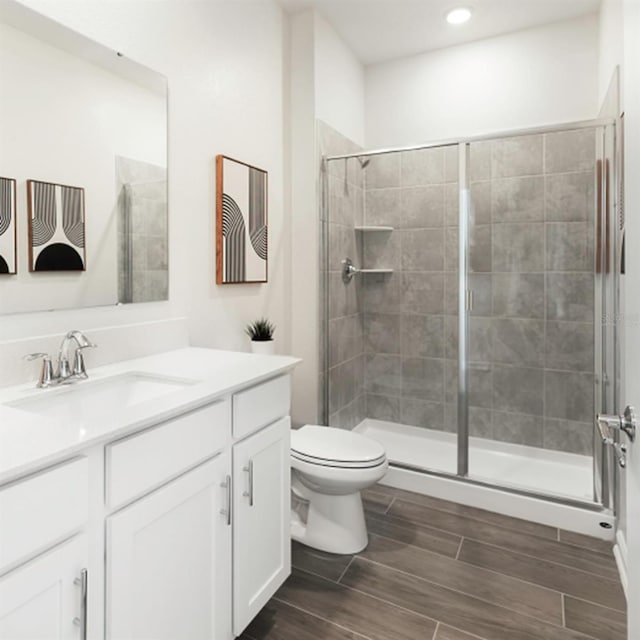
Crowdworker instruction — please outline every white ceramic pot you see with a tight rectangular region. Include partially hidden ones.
[250,340,275,355]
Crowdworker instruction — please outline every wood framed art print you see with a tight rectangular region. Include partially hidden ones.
[216,155,268,284]
[27,179,86,272]
[0,177,17,274]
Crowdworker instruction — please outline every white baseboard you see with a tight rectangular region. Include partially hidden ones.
[613,529,629,599]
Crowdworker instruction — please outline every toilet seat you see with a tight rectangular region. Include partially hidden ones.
[291,425,386,469]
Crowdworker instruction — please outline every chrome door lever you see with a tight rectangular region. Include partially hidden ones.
[597,406,637,442]
[597,406,637,468]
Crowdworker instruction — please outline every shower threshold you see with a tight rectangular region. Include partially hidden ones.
[354,419,612,538]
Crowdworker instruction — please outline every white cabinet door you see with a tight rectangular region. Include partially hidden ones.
[233,417,291,636]
[106,454,232,640]
[0,534,89,640]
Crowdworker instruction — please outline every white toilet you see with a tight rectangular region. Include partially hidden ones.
[290,425,388,554]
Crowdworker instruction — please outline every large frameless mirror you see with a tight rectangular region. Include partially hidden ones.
[0,0,168,314]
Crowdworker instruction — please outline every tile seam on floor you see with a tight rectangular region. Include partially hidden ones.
[455,536,464,560]
[349,554,572,630]
[551,537,615,559]
[293,566,441,629]
[563,592,628,616]
[437,623,488,640]
[271,596,375,640]
[383,495,396,514]
[431,621,440,640]
[365,525,617,604]
[446,529,619,580]
[375,486,572,539]
[366,510,463,550]
[336,556,355,583]
[561,593,566,628]
[387,498,610,551]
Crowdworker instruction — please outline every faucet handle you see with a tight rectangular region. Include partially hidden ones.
[24,352,48,361]
[71,340,96,379]
[23,352,55,388]
[72,350,89,379]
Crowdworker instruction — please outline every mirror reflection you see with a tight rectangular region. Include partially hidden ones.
[0,2,168,314]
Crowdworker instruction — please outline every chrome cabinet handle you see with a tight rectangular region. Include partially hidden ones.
[220,475,232,526]
[72,568,88,640]
[243,460,254,506]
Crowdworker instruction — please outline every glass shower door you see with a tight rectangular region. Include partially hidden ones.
[464,128,599,502]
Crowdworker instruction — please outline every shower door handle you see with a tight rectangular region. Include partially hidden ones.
[597,405,637,467]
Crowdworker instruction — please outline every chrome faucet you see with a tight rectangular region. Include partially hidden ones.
[57,330,96,381]
[25,330,97,388]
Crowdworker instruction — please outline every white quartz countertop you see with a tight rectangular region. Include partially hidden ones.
[0,347,300,484]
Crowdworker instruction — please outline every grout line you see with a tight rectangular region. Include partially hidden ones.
[459,534,619,582]
[384,496,396,515]
[272,596,374,640]
[387,493,557,540]
[455,536,464,560]
[344,556,568,630]
[294,566,442,629]
[336,556,355,584]
[387,490,606,548]
[563,592,627,615]
[367,528,569,602]
[371,504,617,582]
[432,621,440,640]
[561,593,566,627]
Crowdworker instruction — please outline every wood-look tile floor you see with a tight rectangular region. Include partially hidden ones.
[240,484,627,640]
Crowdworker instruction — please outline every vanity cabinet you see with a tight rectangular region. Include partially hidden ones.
[106,453,232,640]
[0,534,88,640]
[232,416,291,635]
[0,367,295,640]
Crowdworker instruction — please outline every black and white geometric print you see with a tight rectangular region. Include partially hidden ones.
[0,177,17,274]
[27,180,86,272]
[218,156,267,284]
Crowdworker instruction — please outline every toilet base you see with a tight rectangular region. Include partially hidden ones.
[291,489,368,554]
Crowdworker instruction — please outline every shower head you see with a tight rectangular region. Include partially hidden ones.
[357,156,370,169]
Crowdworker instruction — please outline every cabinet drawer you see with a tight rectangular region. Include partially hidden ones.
[0,457,89,574]
[233,375,290,439]
[106,399,230,509]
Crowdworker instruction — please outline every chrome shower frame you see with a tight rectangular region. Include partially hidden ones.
[321,116,620,514]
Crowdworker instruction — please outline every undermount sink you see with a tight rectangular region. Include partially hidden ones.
[7,372,196,423]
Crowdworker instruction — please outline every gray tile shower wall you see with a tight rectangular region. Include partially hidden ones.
[318,120,366,429]
[361,129,596,455]
[362,145,459,434]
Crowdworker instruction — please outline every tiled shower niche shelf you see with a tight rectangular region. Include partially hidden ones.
[354,226,394,232]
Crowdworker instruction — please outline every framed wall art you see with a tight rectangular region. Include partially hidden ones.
[216,155,268,284]
[27,179,86,272]
[0,177,17,274]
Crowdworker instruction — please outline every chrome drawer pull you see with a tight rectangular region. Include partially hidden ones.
[243,460,254,506]
[73,568,88,640]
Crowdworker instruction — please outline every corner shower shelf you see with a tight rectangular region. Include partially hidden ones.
[354,226,394,232]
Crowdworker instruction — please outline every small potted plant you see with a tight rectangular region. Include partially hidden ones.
[245,317,276,355]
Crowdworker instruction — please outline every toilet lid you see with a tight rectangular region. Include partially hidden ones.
[291,425,386,468]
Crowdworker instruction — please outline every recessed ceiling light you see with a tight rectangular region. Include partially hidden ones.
[446,7,472,25]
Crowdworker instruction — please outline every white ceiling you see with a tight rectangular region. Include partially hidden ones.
[277,0,601,65]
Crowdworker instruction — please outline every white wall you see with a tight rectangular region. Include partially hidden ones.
[365,14,599,147]
[598,0,624,110]
[0,0,289,385]
[0,21,165,314]
[288,11,319,426]
[288,10,366,426]
[314,12,365,147]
